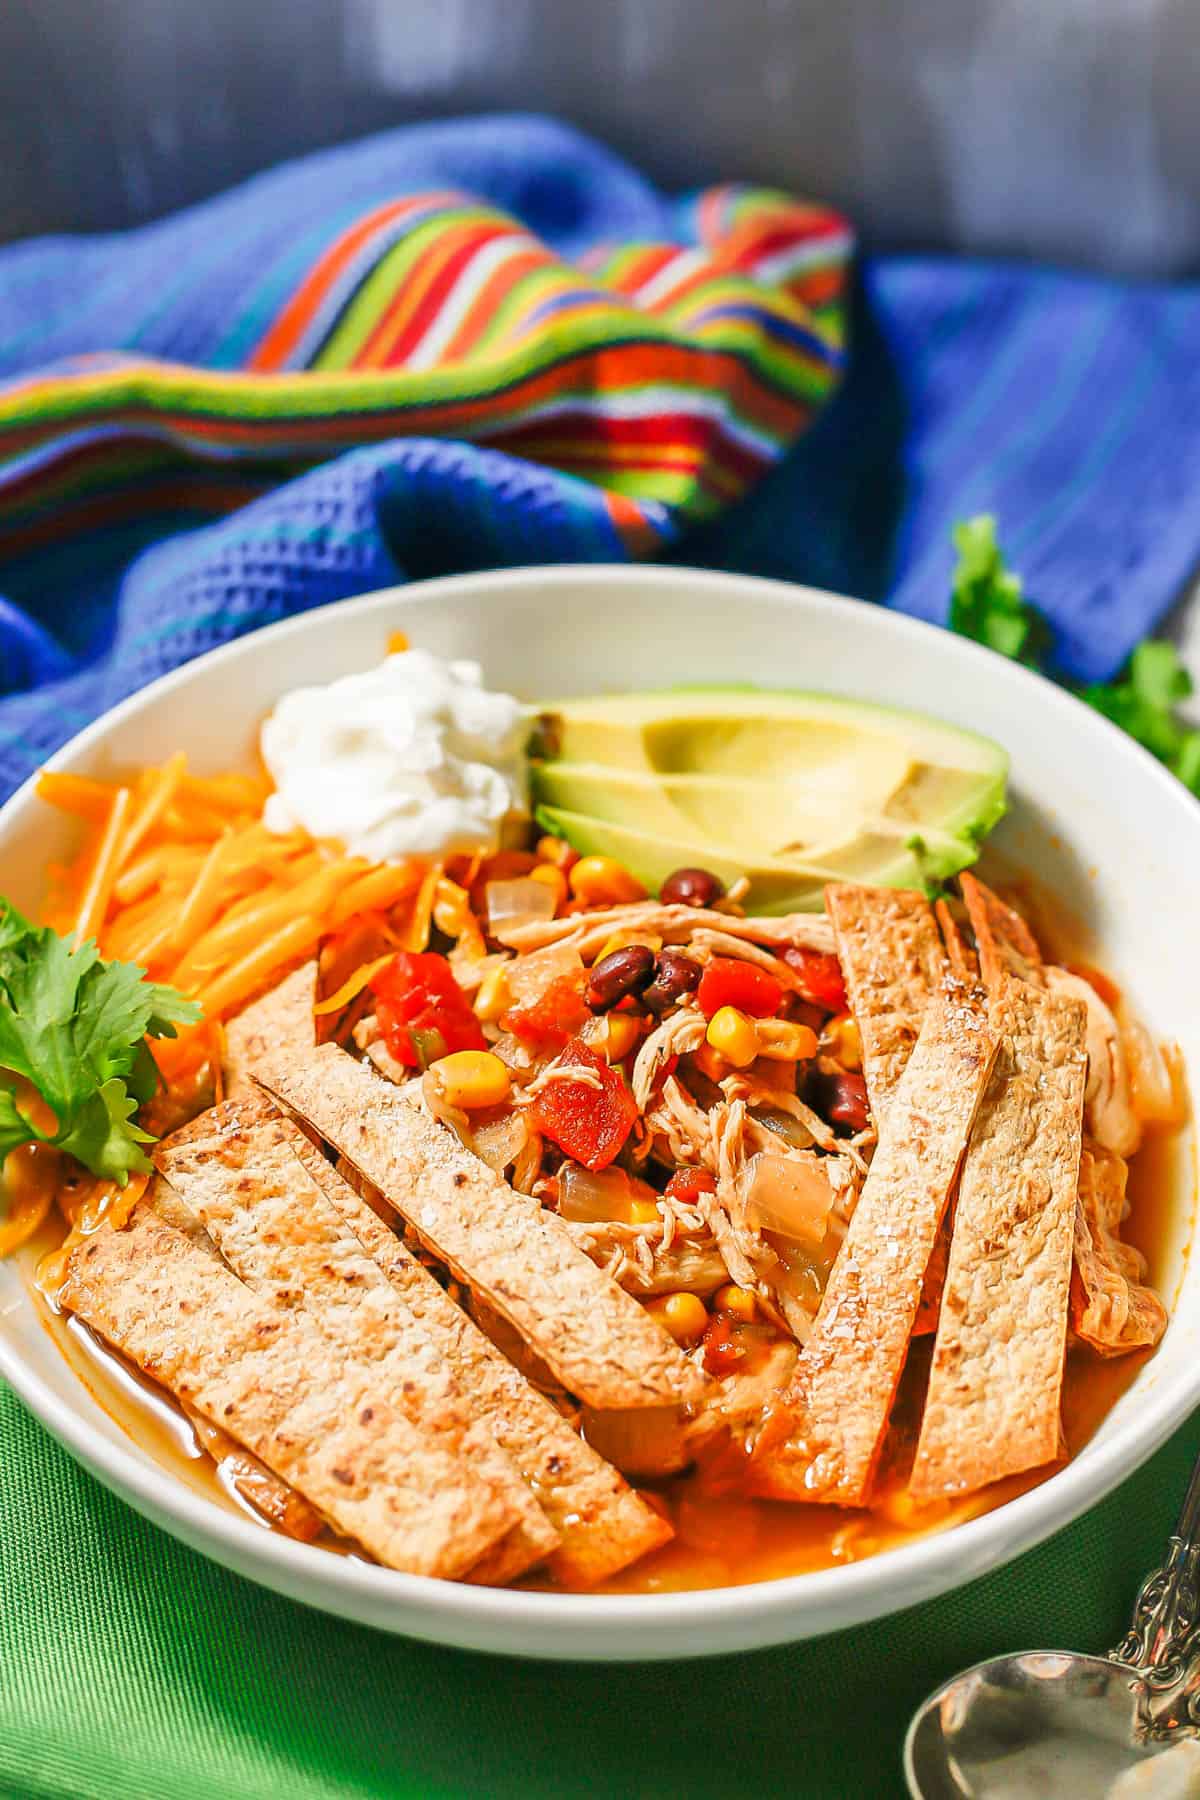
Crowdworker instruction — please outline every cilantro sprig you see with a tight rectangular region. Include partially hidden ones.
[1079,643,1200,794]
[0,899,200,1184]
[948,515,1046,666]
[948,514,1200,798]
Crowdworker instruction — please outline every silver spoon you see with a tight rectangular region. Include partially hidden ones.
[905,1450,1200,1797]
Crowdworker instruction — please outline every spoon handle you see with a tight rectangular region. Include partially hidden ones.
[1112,1447,1200,1689]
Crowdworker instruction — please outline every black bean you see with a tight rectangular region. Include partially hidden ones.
[586,944,656,1011]
[642,948,702,1014]
[807,1068,871,1134]
[659,866,725,908]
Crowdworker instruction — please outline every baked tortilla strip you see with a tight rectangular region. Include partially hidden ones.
[825,883,948,1121]
[935,898,978,984]
[750,984,998,1507]
[180,1400,325,1542]
[909,979,1088,1501]
[959,872,1044,992]
[1071,1143,1167,1357]
[144,1172,325,1538]
[223,962,316,1100]
[157,1097,550,1584]
[60,1207,512,1577]
[259,1045,709,1412]
[145,1169,220,1255]
[827,883,952,1333]
[290,1133,673,1587]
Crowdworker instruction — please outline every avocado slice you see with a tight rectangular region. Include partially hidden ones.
[528,688,1007,912]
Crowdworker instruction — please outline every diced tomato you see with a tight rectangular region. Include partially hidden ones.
[700,1314,746,1376]
[781,947,847,1014]
[696,956,782,1020]
[369,950,486,1069]
[664,1166,717,1206]
[530,1038,638,1171]
[501,975,590,1047]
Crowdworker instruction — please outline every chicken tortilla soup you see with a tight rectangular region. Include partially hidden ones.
[0,644,1188,1592]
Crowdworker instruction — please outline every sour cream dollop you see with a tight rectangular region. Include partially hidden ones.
[260,651,527,859]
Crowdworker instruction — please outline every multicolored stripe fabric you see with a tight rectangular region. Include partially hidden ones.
[0,117,852,797]
[0,163,851,577]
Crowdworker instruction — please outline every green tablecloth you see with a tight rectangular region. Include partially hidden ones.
[3,1379,1194,1800]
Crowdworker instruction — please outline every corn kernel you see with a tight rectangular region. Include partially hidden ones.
[569,855,648,907]
[432,876,472,938]
[580,1009,641,1062]
[597,1010,641,1063]
[386,628,410,655]
[754,1018,820,1062]
[536,834,579,873]
[527,863,568,910]
[823,1012,862,1071]
[473,963,512,1024]
[594,929,663,965]
[691,1041,732,1084]
[629,1197,661,1226]
[430,1049,511,1110]
[647,1291,708,1344]
[705,1005,759,1069]
[714,1283,757,1323]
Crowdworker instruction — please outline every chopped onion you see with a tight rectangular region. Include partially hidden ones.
[421,1067,469,1140]
[558,1162,657,1224]
[503,941,584,1001]
[468,1110,528,1173]
[485,877,557,935]
[741,1151,832,1247]
[1124,1020,1187,1126]
[450,948,510,996]
[490,1031,536,1072]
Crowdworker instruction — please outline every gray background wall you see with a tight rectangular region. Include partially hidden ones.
[2,0,1199,274]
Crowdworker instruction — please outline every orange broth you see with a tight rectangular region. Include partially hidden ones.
[17,1113,1189,1595]
[6,821,1194,1594]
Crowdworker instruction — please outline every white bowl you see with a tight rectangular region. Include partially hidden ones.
[0,565,1195,1661]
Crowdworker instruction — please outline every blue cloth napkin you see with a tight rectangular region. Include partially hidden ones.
[686,257,1200,683]
[0,115,1198,803]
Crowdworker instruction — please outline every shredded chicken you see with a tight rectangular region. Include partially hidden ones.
[518,1055,605,1101]
[696,1188,765,1295]
[564,1220,728,1295]
[631,1009,707,1111]
[686,928,802,986]
[1071,1142,1167,1354]
[500,902,835,959]
[364,1036,412,1087]
[721,1073,863,1166]
[511,1129,544,1195]
[1046,966,1141,1157]
[643,1080,712,1179]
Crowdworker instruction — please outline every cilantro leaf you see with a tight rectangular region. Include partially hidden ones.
[54,1078,159,1186]
[947,517,1200,801]
[948,515,1047,666]
[0,899,200,1184]
[0,1084,38,1164]
[1080,642,1200,797]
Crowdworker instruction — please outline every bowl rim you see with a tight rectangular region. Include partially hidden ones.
[1,561,1196,1655]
